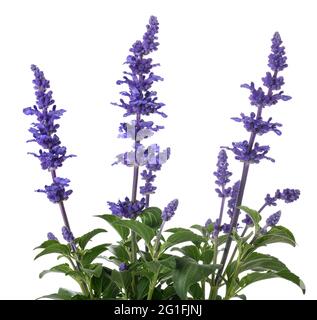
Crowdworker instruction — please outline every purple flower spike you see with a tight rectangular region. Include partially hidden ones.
[241,33,291,108]
[47,232,58,241]
[266,211,281,227]
[62,226,74,243]
[277,189,301,203]
[227,181,241,218]
[24,65,75,171]
[36,177,73,203]
[268,32,288,72]
[214,150,232,198]
[108,197,146,219]
[162,199,179,222]
[112,16,166,118]
[264,188,300,207]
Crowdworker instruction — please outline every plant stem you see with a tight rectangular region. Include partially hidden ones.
[51,170,72,231]
[215,111,260,283]
[145,194,150,208]
[154,222,165,259]
[226,226,248,268]
[210,190,226,298]
[130,164,139,264]
[147,222,165,300]
[130,112,141,298]
[51,170,90,297]
[258,203,267,214]
[225,202,268,268]
[215,70,277,284]
[147,267,160,300]
[201,280,206,300]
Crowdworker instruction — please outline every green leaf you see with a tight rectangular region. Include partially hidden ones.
[39,263,73,279]
[111,269,132,292]
[97,214,129,240]
[82,244,108,267]
[165,227,191,233]
[108,244,130,262]
[38,288,82,300]
[82,264,103,278]
[112,219,155,246]
[91,267,119,299]
[200,247,213,264]
[171,245,200,261]
[158,256,177,270]
[189,283,203,299]
[217,234,229,246]
[173,257,221,299]
[35,239,60,249]
[161,285,178,300]
[137,278,150,300]
[239,206,262,227]
[253,226,296,248]
[34,243,71,260]
[162,231,205,252]
[240,252,288,273]
[140,207,162,229]
[76,228,107,249]
[239,270,305,294]
[190,224,210,235]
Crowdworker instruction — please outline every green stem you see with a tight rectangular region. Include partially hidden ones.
[147,267,160,300]
[153,222,165,259]
[201,279,206,300]
[130,230,138,297]
[225,248,242,300]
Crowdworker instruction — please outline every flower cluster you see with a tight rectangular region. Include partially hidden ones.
[161,199,179,222]
[264,188,300,206]
[140,169,157,195]
[36,177,72,203]
[108,197,146,219]
[223,141,275,164]
[231,112,282,136]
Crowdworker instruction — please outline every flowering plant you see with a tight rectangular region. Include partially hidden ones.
[24,16,304,300]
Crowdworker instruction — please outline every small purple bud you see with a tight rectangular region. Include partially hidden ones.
[62,226,74,243]
[242,214,254,226]
[119,262,128,272]
[222,223,231,234]
[161,199,179,222]
[47,232,58,241]
[266,211,281,227]
[205,218,212,228]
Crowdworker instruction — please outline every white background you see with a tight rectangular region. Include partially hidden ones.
[0,0,315,300]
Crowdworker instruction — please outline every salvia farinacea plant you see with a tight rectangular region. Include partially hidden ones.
[24,16,305,300]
